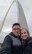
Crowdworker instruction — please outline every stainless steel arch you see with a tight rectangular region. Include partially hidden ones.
[0,0,28,33]
[16,1,28,28]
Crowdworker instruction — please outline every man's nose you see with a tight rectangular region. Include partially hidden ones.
[16,29,18,31]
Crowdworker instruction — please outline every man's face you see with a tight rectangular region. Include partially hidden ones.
[21,29,29,40]
[12,25,20,36]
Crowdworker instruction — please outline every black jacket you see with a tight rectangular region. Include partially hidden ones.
[0,32,22,54]
[23,37,32,54]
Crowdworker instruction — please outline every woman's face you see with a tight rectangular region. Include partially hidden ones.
[21,28,29,40]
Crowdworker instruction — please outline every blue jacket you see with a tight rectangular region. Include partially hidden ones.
[0,32,22,54]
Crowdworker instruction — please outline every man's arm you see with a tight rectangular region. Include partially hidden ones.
[0,35,12,54]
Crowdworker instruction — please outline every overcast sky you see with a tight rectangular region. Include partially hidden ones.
[0,0,32,43]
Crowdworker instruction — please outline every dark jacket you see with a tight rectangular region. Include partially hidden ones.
[23,37,32,54]
[0,32,22,54]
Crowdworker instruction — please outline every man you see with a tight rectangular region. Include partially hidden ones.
[21,28,32,54]
[0,23,22,54]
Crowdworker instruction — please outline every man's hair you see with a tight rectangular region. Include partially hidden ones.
[12,23,20,28]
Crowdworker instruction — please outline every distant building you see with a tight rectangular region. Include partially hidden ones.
[0,43,2,48]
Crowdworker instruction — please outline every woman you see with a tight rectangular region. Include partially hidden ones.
[21,28,32,54]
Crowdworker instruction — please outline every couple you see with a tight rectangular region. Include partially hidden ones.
[0,23,32,54]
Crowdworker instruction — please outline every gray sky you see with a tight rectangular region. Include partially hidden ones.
[0,0,32,43]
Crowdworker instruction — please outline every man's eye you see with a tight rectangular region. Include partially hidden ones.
[13,28,20,30]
